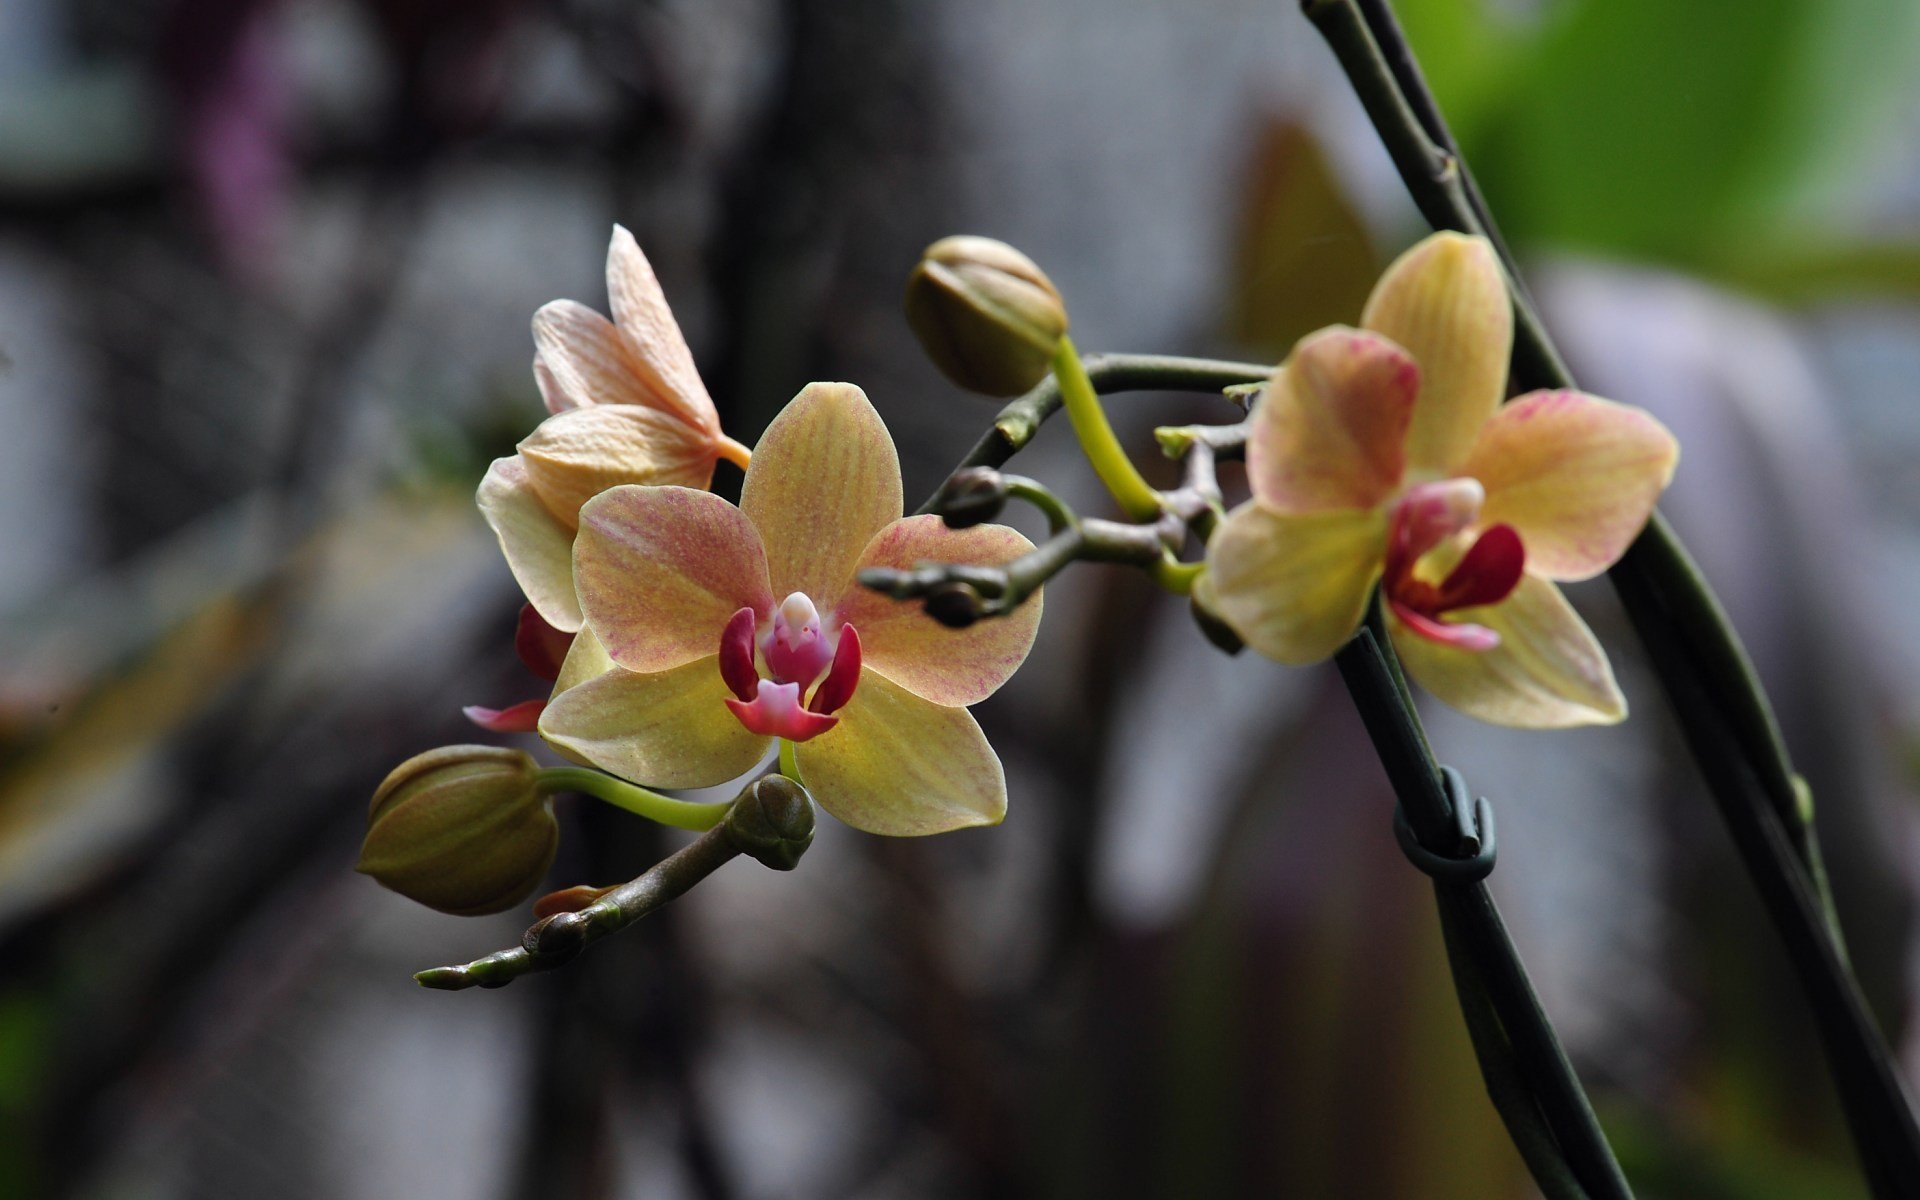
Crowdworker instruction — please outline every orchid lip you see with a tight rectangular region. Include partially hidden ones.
[1384,481,1524,652]
[718,601,861,738]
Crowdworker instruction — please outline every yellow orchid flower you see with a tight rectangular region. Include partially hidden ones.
[477,225,752,634]
[538,382,1042,836]
[1201,232,1679,728]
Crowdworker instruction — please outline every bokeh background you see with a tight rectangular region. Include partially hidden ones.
[4,1,1920,1197]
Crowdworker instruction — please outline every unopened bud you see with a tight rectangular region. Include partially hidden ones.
[358,746,558,916]
[935,467,1009,529]
[726,774,816,870]
[925,581,985,629]
[905,236,1067,397]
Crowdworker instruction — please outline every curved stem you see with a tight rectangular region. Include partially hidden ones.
[717,435,753,471]
[777,739,801,783]
[1053,336,1163,521]
[537,767,732,832]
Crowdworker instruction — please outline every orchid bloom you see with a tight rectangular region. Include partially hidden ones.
[477,226,751,633]
[1200,232,1679,728]
[537,383,1042,836]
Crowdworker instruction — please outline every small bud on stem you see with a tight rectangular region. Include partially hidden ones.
[905,236,1068,397]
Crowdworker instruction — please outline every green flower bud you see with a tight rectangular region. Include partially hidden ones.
[358,746,558,916]
[934,467,1009,529]
[725,774,815,870]
[905,235,1068,397]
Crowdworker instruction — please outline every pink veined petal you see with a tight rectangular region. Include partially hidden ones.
[741,382,905,606]
[1361,231,1513,477]
[533,354,575,414]
[792,670,1006,836]
[574,485,775,673]
[517,404,718,529]
[1202,502,1389,665]
[836,516,1041,706]
[725,680,840,741]
[515,603,573,682]
[603,225,718,432]
[1390,575,1627,728]
[1247,327,1418,513]
[538,656,772,788]
[1462,390,1680,581]
[476,455,583,632]
[463,700,546,733]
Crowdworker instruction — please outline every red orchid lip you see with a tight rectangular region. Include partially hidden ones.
[718,604,863,741]
[1384,485,1525,651]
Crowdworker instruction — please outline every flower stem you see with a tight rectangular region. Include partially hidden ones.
[778,738,801,782]
[717,435,754,471]
[536,767,732,832]
[1053,336,1164,522]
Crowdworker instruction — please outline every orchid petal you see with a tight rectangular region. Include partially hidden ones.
[518,404,717,528]
[603,225,717,431]
[533,354,574,414]
[463,700,545,733]
[1247,327,1416,513]
[793,671,1005,836]
[515,604,573,681]
[476,456,582,632]
[1462,391,1679,581]
[808,625,861,716]
[552,624,615,696]
[574,485,775,673]
[1390,575,1626,728]
[718,607,760,702]
[539,656,772,788]
[1203,502,1388,665]
[726,680,840,741]
[741,383,903,607]
[1361,231,1512,476]
[836,516,1041,706]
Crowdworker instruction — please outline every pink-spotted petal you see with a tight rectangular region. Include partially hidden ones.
[603,225,716,431]
[836,516,1040,706]
[539,656,772,788]
[574,485,775,673]
[741,383,904,606]
[517,404,718,529]
[1462,391,1679,581]
[1361,231,1513,476]
[463,700,546,733]
[1248,327,1417,513]
[1203,502,1389,665]
[476,456,582,632]
[792,671,1005,836]
[1390,575,1626,728]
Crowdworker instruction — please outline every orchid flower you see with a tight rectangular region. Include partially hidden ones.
[477,226,751,634]
[1200,232,1679,728]
[537,382,1042,836]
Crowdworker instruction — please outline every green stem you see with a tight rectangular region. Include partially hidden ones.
[1053,336,1164,521]
[778,739,801,782]
[537,767,732,832]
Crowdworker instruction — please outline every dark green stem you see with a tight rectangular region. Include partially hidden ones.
[1303,0,1920,1191]
[1337,629,1632,1200]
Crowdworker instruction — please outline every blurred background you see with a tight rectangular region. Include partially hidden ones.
[3,0,1920,1196]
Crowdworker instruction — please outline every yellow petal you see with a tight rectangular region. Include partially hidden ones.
[741,383,904,606]
[1247,327,1416,513]
[574,485,775,673]
[1462,390,1679,581]
[793,671,1005,836]
[603,225,718,431]
[475,455,582,632]
[539,656,770,788]
[518,404,717,529]
[1361,232,1512,477]
[551,624,613,695]
[1391,575,1625,728]
[836,516,1041,706]
[1203,502,1388,665]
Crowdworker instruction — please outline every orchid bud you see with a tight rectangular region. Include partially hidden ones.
[925,581,986,629]
[726,774,815,870]
[935,467,1009,529]
[905,236,1068,397]
[358,746,558,916]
